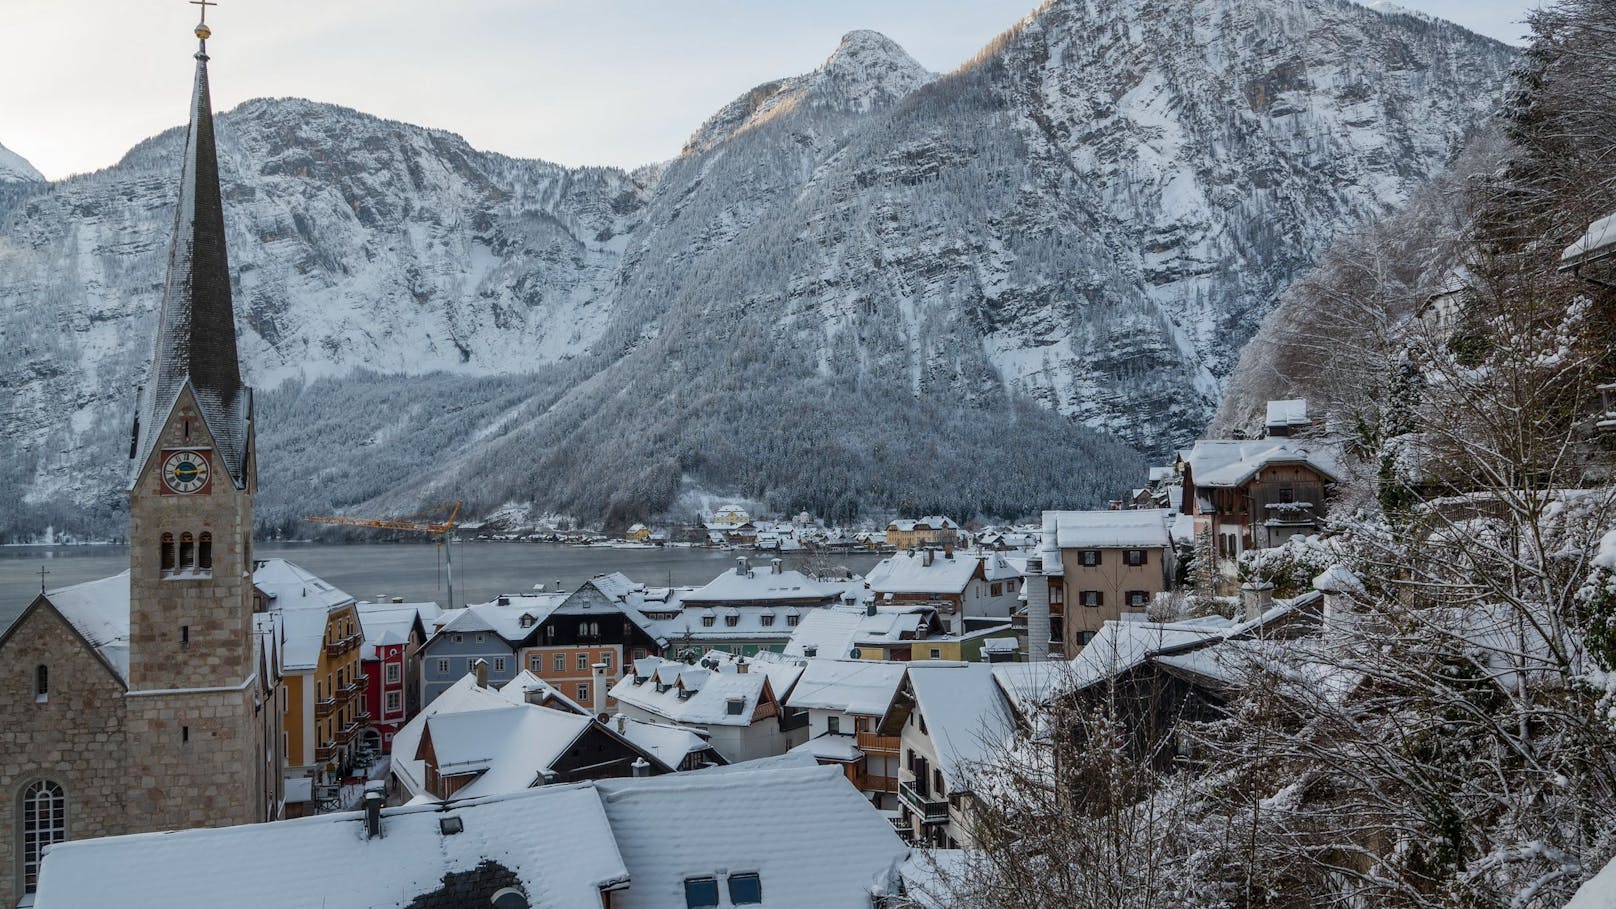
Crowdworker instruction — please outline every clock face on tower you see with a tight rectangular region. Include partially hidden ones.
[161,449,212,495]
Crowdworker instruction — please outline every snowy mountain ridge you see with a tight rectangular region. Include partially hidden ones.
[0,0,1518,535]
[0,142,44,184]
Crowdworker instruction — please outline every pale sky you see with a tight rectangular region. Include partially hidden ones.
[1,0,1542,182]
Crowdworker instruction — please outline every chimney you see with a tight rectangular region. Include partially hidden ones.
[363,785,384,839]
[474,658,488,689]
[771,558,783,575]
[632,757,651,778]
[922,549,935,567]
[392,597,404,604]
[736,557,748,576]
[736,657,749,674]
[616,714,626,734]
[866,601,877,617]
[591,662,609,715]
[1025,513,1056,662]
[943,541,954,559]
[1241,581,1274,623]
[377,593,387,604]
[498,596,510,607]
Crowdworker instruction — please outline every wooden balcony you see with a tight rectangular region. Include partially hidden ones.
[899,780,949,826]
[314,696,337,719]
[314,743,337,763]
[861,772,899,794]
[856,731,900,755]
[335,722,360,744]
[325,632,363,659]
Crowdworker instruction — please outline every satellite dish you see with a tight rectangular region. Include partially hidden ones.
[849,647,862,659]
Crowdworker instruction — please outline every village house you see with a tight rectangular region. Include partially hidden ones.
[867,548,1022,635]
[609,655,808,762]
[254,559,368,782]
[884,662,1014,848]
[1040,509,1176,651]
[356,599,437,754]
[419,574,669,708]
[783,659,908,811]
[784,602,947,661]
[656,558,841,656]
[1178,437,1339,594]
[390,666,672,802]
[35,764,912,909]
[885,516,961,551]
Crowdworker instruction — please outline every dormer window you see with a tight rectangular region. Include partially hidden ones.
[701,615,716,628]
[726,698,745,716]
[724,614,739,628]
[519,613,535,628]
[760,614,775,627]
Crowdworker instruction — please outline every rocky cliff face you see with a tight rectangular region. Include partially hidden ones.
[0,0,1518,536]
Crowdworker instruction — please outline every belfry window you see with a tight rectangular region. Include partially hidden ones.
[160,533,176,572]
[20,780,65,894]
[179,532,195,570]
[198,532,213,571]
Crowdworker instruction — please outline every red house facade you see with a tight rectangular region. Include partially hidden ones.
[357,602,435,754]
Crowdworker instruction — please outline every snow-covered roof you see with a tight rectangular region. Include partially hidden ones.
[699,651,806,703]
[393,672,579,798]
[499,668,588,714]
[790,732,863,762]
[785,658,907,717]
[898,850,974,909]
[783,604,931,659]
[1265,398,1310,429]
[683,562,837,605]
[1048,508,1173,549]
[357,601,437,658]
[1066,619,1231,691]
[594,764,907,909]
[1566,852,1616,909]
[416,704,596,798]
[609,716,717,768]
[40,571,131,682]
[275,607,334,672]
[887,516,959,531]
[868,550,979,595]
[1561,211,1616,267]
[990,661,1068,714]
[906,662,1014,782]
[253,558,355,612]
[611,657,773,726]
[1184,438,1340,488]
[36,779,633,909]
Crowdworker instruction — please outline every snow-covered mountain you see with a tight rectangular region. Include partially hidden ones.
[0,0,1517,536]
[0,142,44,184]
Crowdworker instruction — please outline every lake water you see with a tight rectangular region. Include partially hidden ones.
[0,542,883,630]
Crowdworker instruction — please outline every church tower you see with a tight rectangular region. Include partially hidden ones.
[124,14,270,830]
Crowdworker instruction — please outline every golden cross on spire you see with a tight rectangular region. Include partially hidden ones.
[190,0,218,25]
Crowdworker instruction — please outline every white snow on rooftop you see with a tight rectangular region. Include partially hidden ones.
[40,571,131,682]
[868,550,978,595]
[612,657,772,726]
[1265,398,1310,428]
[907,662,1014,781]
[1184,438,1340,488]
[1561,211,1616,264]
[783,604,929,659]
[684,562,836,604]
[36,781,631,909]
[1049,508,1173,549]
[595,764,908,909]
[785,658,907,716]
[254,557,355,612]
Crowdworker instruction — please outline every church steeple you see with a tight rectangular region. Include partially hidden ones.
[132,14,250,489]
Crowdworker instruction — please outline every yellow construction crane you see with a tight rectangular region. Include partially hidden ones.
[305,502,464,607]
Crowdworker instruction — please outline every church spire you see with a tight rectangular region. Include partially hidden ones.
[133,9,250,488]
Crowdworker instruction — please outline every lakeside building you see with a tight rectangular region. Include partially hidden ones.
[783,659,908,811]
[0,26,284,905]
[884,517,961,551]
[886,662,1014,849]
[356,599,437,754]
[609,655,808,762]
[867,549,1022,635]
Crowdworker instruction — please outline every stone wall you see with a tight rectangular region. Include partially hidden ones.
[0,605,129,905]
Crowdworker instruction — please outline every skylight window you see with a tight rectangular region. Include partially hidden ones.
[683,877,719,909]
[728,873,763,905]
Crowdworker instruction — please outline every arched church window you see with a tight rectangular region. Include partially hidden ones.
[179,533,195,570]
[198,532,213,571]
[20,780,65,894]
[161,533,175,572]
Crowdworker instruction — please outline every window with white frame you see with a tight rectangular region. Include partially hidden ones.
[385,691,401,713]
[553,654,565,672]
[385,664,401,684]
[435,659,449,674]
[493,657,506,673]
[20,780,64,894]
